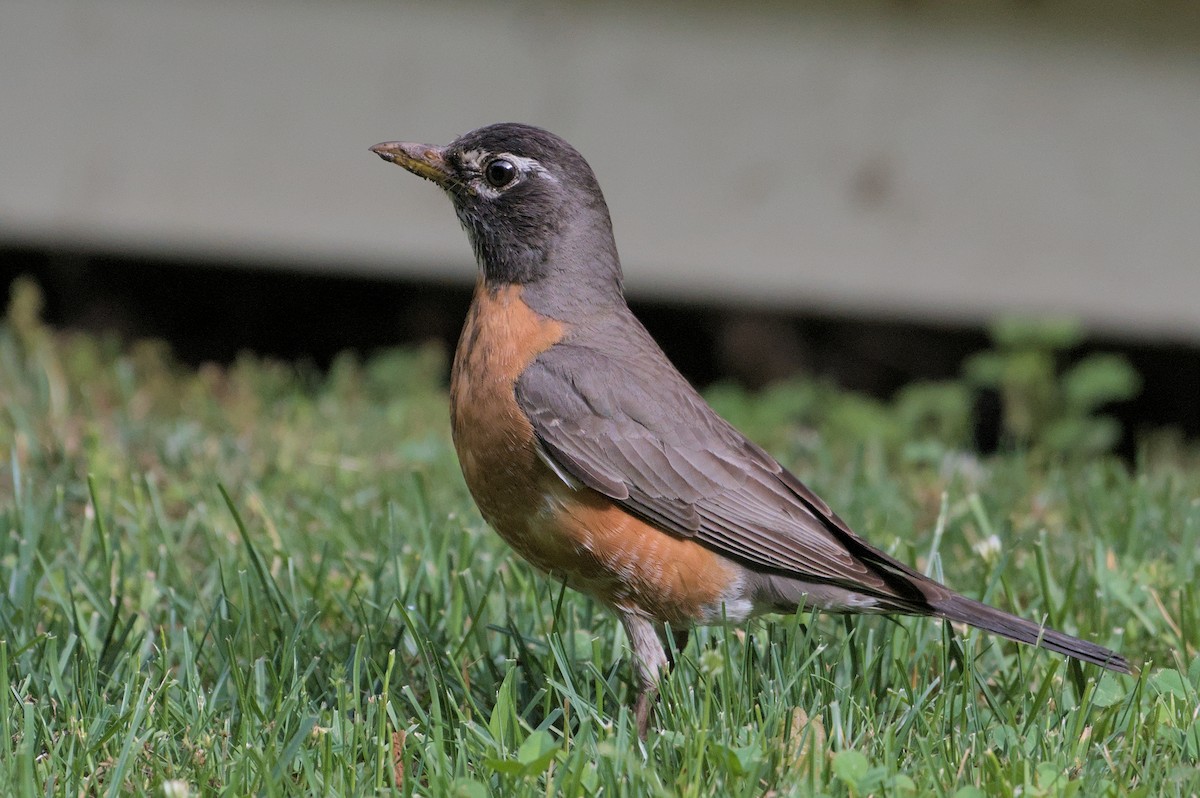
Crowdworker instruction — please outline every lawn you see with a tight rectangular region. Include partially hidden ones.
[1,280,1198,796]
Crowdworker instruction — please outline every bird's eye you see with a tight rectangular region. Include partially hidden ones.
[484,159,517,188]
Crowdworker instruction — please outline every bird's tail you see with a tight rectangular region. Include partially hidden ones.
[928,592,1131,674]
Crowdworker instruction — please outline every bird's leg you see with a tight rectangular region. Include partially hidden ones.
[620,613,670,740]
[633,689,655,740]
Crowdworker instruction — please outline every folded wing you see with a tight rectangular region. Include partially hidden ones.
[515,316,927,607]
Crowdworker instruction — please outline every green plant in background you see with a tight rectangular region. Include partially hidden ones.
[965,317,1142,456]
[707,315,1147,465]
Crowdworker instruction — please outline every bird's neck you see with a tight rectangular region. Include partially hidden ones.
[482,211,625,321]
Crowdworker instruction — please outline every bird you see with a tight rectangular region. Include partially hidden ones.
[369,123,1131,737]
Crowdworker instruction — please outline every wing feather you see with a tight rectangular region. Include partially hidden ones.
[515,321,905,599]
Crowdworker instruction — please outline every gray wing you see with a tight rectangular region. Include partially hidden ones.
[514,317,927,603]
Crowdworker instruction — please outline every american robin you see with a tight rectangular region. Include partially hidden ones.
[370,123,1131,737]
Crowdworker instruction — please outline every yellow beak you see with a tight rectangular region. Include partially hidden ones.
[370,141,452,188]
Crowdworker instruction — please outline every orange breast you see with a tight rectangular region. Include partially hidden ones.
[449,281,564,536]
[450,282,742,625]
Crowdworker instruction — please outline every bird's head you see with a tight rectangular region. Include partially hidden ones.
[372,123,623,307]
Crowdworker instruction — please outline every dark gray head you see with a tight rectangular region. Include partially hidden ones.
[371,123,624,310]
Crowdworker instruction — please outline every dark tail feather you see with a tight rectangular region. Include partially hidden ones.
[929,593,1132,674]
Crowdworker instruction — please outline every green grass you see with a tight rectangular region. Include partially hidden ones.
[1,290,1198,796]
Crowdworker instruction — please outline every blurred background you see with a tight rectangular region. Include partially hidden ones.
[2,0,1198,443]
